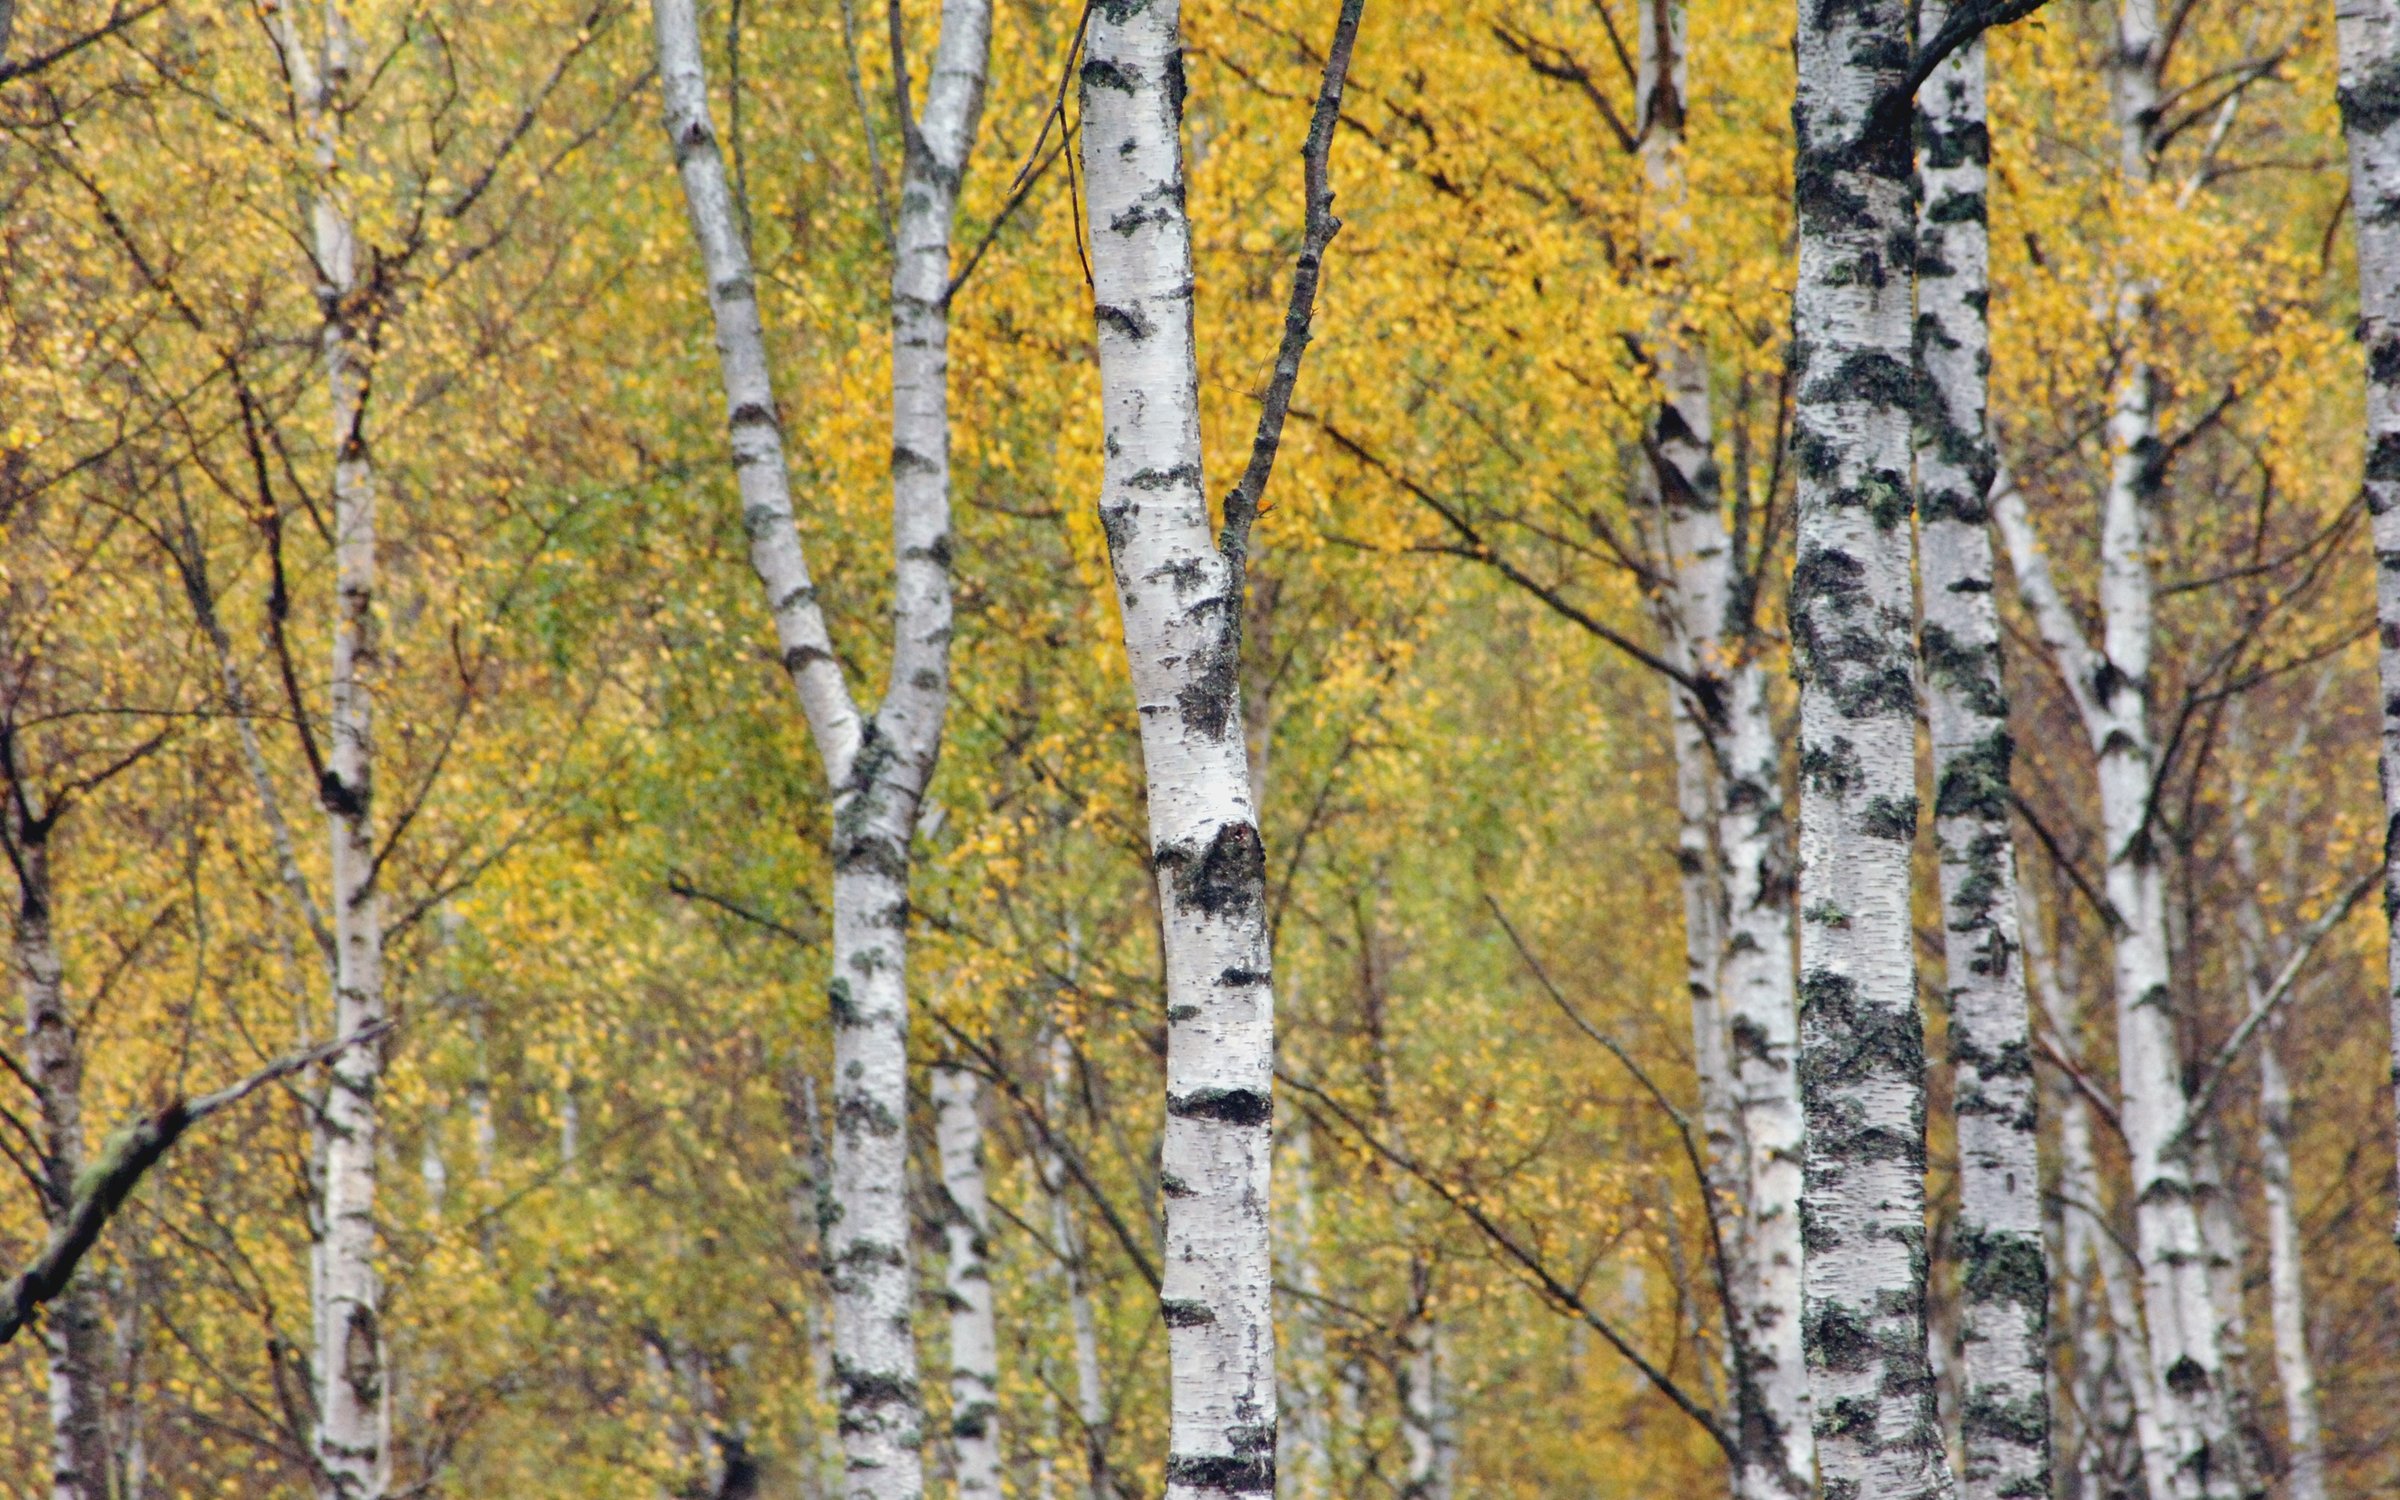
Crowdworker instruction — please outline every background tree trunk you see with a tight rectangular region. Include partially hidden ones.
[934,1062,1002,1500]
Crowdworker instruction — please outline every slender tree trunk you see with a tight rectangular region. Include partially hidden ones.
[653,0,988,1490]
[271,10,393,1492]
[1079,0,1280,1489]
[2025,904,2171,1500]
[1790,3,1943,1497]
[2002,462,2235,1499]
[1911,15,2051,1500]
[1039,1027,1114,1500]
[2225,765,2326,1500]
[1275,1114,1331,1497]
[1715,656,1807,1500]
[934,1063,1003,1499]
[1632,7,1807,1487]
[1398,1297,1454,1500]
[2089,9,2248,1490]
[2334,0,2400,1258]
[2254,1019,2324,1500]
[11,833,109,1500]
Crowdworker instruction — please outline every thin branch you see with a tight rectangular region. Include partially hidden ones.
[0,1020,393,1346]
[2173,864,2378,1147]
[1216,0,1367,588]
[1280,1071,1737,1459]
[0,0,168,83]
[1298,408,1707,699]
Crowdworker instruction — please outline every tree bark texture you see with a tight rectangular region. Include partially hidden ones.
[1791,3,1945,1497]
[12,833,109,1500]
[2335,0,2400,1259]
[2026,903,2169,1500]
[1910,15,2050,1500]
[933,1063,1002,1500]
[1041,1027,1114,1500]
[272,10,392,1492]
[653,0,990,1490]
[1633,7,1807,1489]
[1079,0,1278,1492]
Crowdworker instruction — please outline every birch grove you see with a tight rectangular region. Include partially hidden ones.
[3,0,2400,1495]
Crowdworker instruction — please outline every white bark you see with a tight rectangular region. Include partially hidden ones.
[270,9,392,1492]
[933,1063,1002,1500]
[1079,0,1279,1490]
[10,834,109,1500]
[2335,0,2400,1258]
[1791,3,1943,1496]
[1997,462,2236,1499]
[2226,758,2325,1500]
[653,0,989,1490]
[2024,903,2171,1500]
[1911,16,2050,1500]
[2254,1021,2324,1500]
[1275,1115,1331,1497]
[1631,7,1808,1488]
[1040,1027,1114,1500]
[1399,1307,1455,1500]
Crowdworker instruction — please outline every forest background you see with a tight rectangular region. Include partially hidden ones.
[0,0,2395,1497]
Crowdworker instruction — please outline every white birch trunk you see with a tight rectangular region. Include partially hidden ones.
[933,1063,1002,1500]
[1997,462,2236,1498]
[1791,3,1944,1496]
[1399,1308,1454,1500]
[2226,767,2325,1500]
[652,0,989,1489]
[1632,7,1808,1486]
[2254,1020,2324,1500]
[1040,1028,1114,1500]
[2024,904,2171,1499]
[1911,17,2050,1500]
[2334,0,2400,1259]
[271,10,393,1491]
[11,834,109,1500]
[1079,1,1278,1490]
[1275,1115,1330,1497]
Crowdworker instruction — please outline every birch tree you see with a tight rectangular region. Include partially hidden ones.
[1790,1,1946,1493]
[263,10,395,1491]
[933,1062,1002,1499]
[2335,0,2400,1259]
[652,0,991,1489]
[1627,7,1807,1486]
[1076,0,1361,1490]
[2227,740,2326,1500]
[1911,12,2049,1499]
[2,765,109,1500]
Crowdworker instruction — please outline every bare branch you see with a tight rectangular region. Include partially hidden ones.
[0,1020,394,1346]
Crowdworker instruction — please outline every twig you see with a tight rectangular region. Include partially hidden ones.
[1216,0,1368,591]
[2172,864,2378,1149]
[1279,1070,1737,1459]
